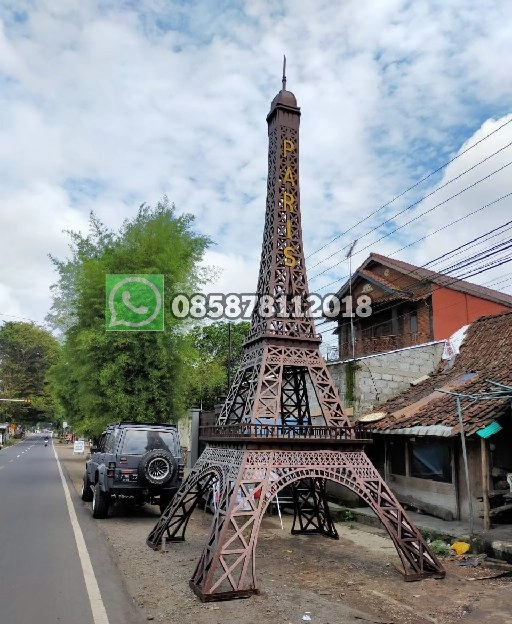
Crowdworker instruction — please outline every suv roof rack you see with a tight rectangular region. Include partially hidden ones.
[114,421,177,427]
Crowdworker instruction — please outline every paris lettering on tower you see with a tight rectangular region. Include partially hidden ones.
[282,138,297,268]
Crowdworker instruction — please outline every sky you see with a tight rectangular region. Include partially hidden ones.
[1,0,511,343]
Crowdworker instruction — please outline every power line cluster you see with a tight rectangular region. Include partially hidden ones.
[317,219,512,350]
[305,117,512,290]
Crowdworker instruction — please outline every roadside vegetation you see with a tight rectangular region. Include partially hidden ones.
[1,199,250,438]
[186,320,250,410]
[0,321,61,427]
[46,198,213,436]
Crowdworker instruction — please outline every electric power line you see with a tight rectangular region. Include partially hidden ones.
[306,116,512,262]
[313,192,512,290]
[309,161,512,283]
[319,246,512,349]
[313,222,512,334]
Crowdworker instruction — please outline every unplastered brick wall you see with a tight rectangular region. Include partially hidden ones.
[326,341,445,416]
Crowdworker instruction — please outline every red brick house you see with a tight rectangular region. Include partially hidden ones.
[361,311,512,527]
[333,253,512,359]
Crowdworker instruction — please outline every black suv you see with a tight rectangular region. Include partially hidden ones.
[81,421,183,518]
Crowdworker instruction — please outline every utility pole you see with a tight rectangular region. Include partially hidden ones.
[227,322,232,391]
[346,239,358,361]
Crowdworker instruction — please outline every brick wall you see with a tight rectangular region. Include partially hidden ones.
[432,287,511,339]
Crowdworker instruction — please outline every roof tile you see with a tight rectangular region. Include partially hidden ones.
[363,311,512,436]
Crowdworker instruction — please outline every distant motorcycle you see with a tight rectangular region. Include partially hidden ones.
[44,437,48,447]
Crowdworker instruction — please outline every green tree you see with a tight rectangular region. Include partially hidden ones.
[0,321,61,424]
[186,321,250,410]
[46,198,212,436]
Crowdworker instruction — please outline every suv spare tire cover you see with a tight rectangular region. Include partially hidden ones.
[138,449,176,486]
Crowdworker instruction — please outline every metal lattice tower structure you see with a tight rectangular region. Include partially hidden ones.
[147,65,445,601]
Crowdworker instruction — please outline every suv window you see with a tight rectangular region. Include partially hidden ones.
[103,432,117,454]
[97,433,107,452]
[121,429,177,455]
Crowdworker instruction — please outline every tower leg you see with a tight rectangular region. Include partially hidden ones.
[291,477,338,539]
[217,346,263,425]
[148,449,445,601]
[189,450,268,600]
[337,451,445,580]
[147,450,225,549]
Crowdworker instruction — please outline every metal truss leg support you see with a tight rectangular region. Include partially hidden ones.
[291,477,338,539]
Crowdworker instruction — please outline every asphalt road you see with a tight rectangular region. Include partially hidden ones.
[0,434,144,624]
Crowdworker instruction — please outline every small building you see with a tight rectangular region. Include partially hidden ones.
[360,311,512,528]
[332,253,512,360]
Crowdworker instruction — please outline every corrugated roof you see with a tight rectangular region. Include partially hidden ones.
[378,425,453,437]
[363,311,512,436]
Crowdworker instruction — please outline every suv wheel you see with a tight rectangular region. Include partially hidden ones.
[92,482,111,518]
[138,449,176,486]
[81,472,93,502]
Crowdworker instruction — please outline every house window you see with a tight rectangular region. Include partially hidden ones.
[374,320,393,337]
[409,438,452,483]
[388,439,406,475]
[410,310,418,334]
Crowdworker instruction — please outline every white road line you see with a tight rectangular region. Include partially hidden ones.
[52,443,110,624]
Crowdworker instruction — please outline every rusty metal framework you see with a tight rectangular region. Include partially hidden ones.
[149,449,445,600]
[217,343,351,428]
[147,72,445,601]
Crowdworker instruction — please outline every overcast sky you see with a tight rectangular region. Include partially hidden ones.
[1,0,511,337]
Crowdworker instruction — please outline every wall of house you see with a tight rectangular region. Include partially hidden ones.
[336,264,434,358]
[327,341,445,416]
[387,474,458,520]
[177,408,200,468]
[336,299,433,358]
[432,288,510,340]
[378,436,482,522]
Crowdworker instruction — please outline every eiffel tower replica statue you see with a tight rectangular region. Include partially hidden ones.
[148,61,445,601]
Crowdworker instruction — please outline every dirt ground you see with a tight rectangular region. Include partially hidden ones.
[59,445,512,624]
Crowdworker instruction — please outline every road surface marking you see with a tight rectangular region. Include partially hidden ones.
[52,444,110,624]
[16,454,20,458]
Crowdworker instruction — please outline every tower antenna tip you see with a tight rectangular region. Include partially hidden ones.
[282,55,287,90]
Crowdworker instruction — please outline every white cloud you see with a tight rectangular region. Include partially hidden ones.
[0,0,511,328]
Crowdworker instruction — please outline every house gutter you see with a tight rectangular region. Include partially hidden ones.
[375,424,453,436]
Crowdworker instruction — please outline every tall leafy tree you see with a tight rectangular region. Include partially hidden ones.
[46,198,212,436]
[186,321,250,410]
[0,321,61,424]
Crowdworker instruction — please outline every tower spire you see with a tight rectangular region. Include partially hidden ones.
[282,54,287,90]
